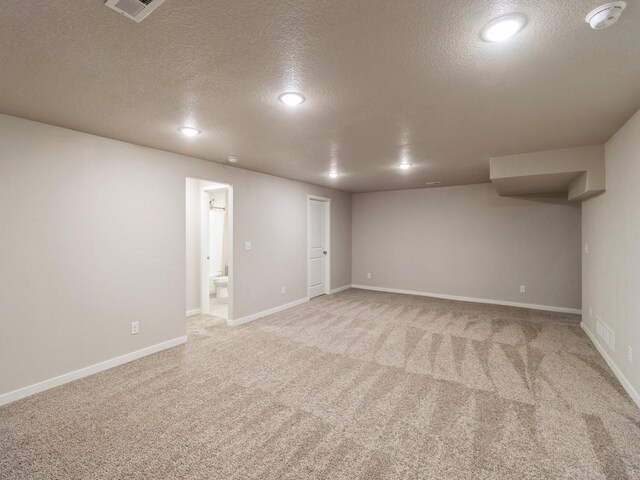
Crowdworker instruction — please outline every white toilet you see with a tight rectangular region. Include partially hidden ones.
[211,275,228,301]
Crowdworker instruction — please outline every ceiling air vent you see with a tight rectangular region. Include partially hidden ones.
[104,0,166,23]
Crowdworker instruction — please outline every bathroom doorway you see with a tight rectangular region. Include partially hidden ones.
[200,182,233,320]
[185,177,233,323]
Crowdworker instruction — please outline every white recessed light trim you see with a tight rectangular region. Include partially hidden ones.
[328,171,339,178]
[178,127,201,137]
[425,181,442,186]
[228,155,239,163]
[398,163,412,170]
[481,14,527,42]
[279,92,305,106]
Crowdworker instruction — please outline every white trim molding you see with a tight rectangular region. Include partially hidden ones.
[351,284,582,315]
[186,309,201,317]
[0,335,187,407]
[581,322,640,410]
[329,284,352,295]
[228,297,309,327]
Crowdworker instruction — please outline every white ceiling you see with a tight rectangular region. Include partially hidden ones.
[1,0,639,192]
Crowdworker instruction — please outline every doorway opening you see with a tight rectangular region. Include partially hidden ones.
[186,178,233,323]
[307,195,330,299]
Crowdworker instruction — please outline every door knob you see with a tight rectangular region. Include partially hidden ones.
[323,251,327,255]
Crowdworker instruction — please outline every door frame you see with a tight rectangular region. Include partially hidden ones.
[200,183,234,321]
[307,195,331,298]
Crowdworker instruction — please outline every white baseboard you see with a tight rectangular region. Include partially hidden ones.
[351,284,582,315]
[0,335,187,407]
[186,309,201,317]
[581,322,640,410]
[329,284,352,295]
[228,297,310,327]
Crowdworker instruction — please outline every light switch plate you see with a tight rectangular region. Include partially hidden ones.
[244,241,252,251]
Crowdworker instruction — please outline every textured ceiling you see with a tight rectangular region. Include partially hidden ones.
[1,0,639,192]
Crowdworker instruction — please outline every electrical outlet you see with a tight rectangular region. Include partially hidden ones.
[520,285,526,293]
[281,286,286,295]
[584,243,589,254]
[629,346,633,363]
[367,273,371,279]
[131,321,139,335]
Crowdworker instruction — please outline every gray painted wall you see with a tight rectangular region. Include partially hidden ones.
[352,183,582,309]
[0,114,352,395]
[583,108,640,399]
[185,178,202,313]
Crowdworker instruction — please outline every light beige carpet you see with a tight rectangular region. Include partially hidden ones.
[1,289,639,479]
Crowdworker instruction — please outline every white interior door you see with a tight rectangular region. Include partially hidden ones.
[308,198,327,298]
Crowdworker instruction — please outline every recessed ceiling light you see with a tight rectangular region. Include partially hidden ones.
[228,155,239,163]
[328,171,339,178]
[279,92,305,106]
[425,181,442,186]
[481,14,527,42]
[398,163,412,170]
[178,127,201,137]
